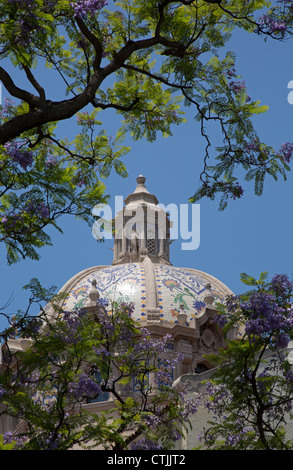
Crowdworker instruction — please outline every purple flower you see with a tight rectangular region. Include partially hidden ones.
[240,290,293,347]
[244,138,261,153]
[229,80,246,94]
[1,215,9,225]
[131,438,162,450]
[214,313,228,328]
[4,141,33,170]
[76,111,96,126]
[275,333,290,348]
[225,67,237,78]
[71,0,108,17]
[144,414,161,429]
[1,202,50,233]
[279,142,293,163]
[0,97,15,117]
[221,275,293,349]
[37,203,50,219]
[271,273,293,297]
[45,156,58,168]
[270,21,287,32]
[68,373,101,400]
[25,201,50,219]
[2,431,26,448]
[259,14,287,33]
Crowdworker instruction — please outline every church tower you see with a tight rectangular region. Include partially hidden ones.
[112,175,171,265]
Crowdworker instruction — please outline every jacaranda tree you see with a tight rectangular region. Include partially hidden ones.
[199,272,293,450]
[0,280,198,450]
[1,0,293,263]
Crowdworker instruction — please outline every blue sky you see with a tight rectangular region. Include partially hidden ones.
[1,20,293,324]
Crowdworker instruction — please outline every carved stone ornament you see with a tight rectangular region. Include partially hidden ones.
[199,327,216,351]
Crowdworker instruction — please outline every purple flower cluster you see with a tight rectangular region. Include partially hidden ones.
[68,372,101,400]
[2,431,27,448]
[57,310,86,344]
[45,156,58,168]
[1,201,50,232]
[279,142,293,163]
[71,0,108,17]
[144,414,161,429]
[72,170,86,188]
[245,277,292,347]
[272,273,293,297]
[228,80,246,95]
[242,291,292,345]
[200,380,230,418]
[5,1,62,48]
[17,18,42,46]
[243,138,293,167]
[244,138,261,153]
[259,14,287,33]
[27,201,50,219]
[224,428,254,447]
[243,138,271,164]
[133,330,173,357]
[4,141,33,170]
[216,274,293,348]
[0,97,15,119]
[225,65,250,99]
[131,439,162,450]
[225,66,237,78]
[76,111,96,126]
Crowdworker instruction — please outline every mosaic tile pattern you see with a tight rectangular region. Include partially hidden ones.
[154,264,227,322]
[61,262,230,323]
[62,263,147,321]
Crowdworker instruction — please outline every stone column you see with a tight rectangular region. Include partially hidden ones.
[143,256,161,322]
[159,237,164,256]
[113,238,118,262]
[121,219,127,253]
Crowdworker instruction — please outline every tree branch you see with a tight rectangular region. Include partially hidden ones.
[122,63,192,90]
[75,16,103,70]
[0,35,170,144]
[22,65,46,108]
[0,67,41,109]
[92,95,140,111]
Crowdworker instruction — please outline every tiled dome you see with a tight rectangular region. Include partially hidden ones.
[58,175,233,325]
[59,262,232,323]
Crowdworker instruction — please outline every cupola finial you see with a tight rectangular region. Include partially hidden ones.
[136,174,146,185]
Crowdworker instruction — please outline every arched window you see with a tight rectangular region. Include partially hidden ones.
[194,363,209,374]
[147,229,156,255]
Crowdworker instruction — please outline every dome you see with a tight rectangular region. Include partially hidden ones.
[59,262,232,323]
[58,175,233,325]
